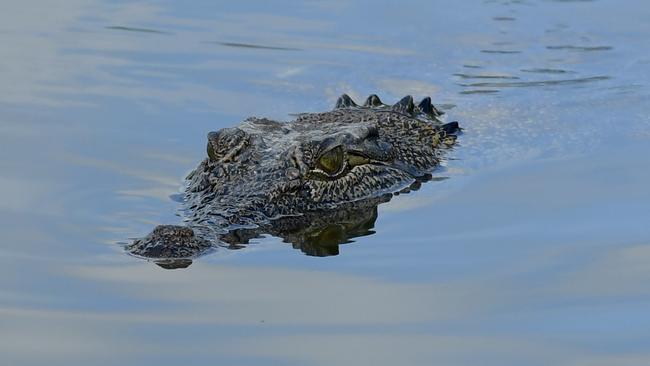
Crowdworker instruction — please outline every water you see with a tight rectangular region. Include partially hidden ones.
[2,0,650,364]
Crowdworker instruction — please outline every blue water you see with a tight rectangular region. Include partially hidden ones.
[2,0,650,365]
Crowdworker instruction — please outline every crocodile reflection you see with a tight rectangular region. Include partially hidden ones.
[127,94,460,268]
[219,193,387,258]
[135,186,426,269]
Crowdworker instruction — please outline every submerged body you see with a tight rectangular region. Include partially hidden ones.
[128,94,461,267]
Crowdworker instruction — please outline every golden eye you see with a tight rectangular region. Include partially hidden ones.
[317,146,344,175]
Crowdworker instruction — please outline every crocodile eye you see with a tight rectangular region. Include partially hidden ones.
[317,146,344,175]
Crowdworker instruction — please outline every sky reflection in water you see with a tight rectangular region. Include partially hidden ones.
[1,0,650,365]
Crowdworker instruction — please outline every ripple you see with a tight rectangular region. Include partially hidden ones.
[209,41,302,51]
[481,49,522,54]
[459,89,500,95]
[105,26,171,35]
[454,73,519,80]
[521,68,576,74]
[547,45,613,51]
[493,16,516,21]
[459,75,610,88]
[438,103,457,110]
[605,84,645,94]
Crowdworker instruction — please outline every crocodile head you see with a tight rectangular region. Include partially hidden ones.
[127,94,460,265]
[187,94,459,219]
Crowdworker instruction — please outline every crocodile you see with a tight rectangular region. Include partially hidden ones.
[127,94,461,268]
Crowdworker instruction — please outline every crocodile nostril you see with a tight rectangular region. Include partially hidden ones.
[153,225,195,238]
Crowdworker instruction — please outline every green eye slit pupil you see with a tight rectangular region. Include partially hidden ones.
[318,146,344,174]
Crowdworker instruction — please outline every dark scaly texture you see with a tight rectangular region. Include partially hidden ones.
[127,94,461,267]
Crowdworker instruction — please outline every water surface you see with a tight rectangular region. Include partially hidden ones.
[2,0,650,365]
